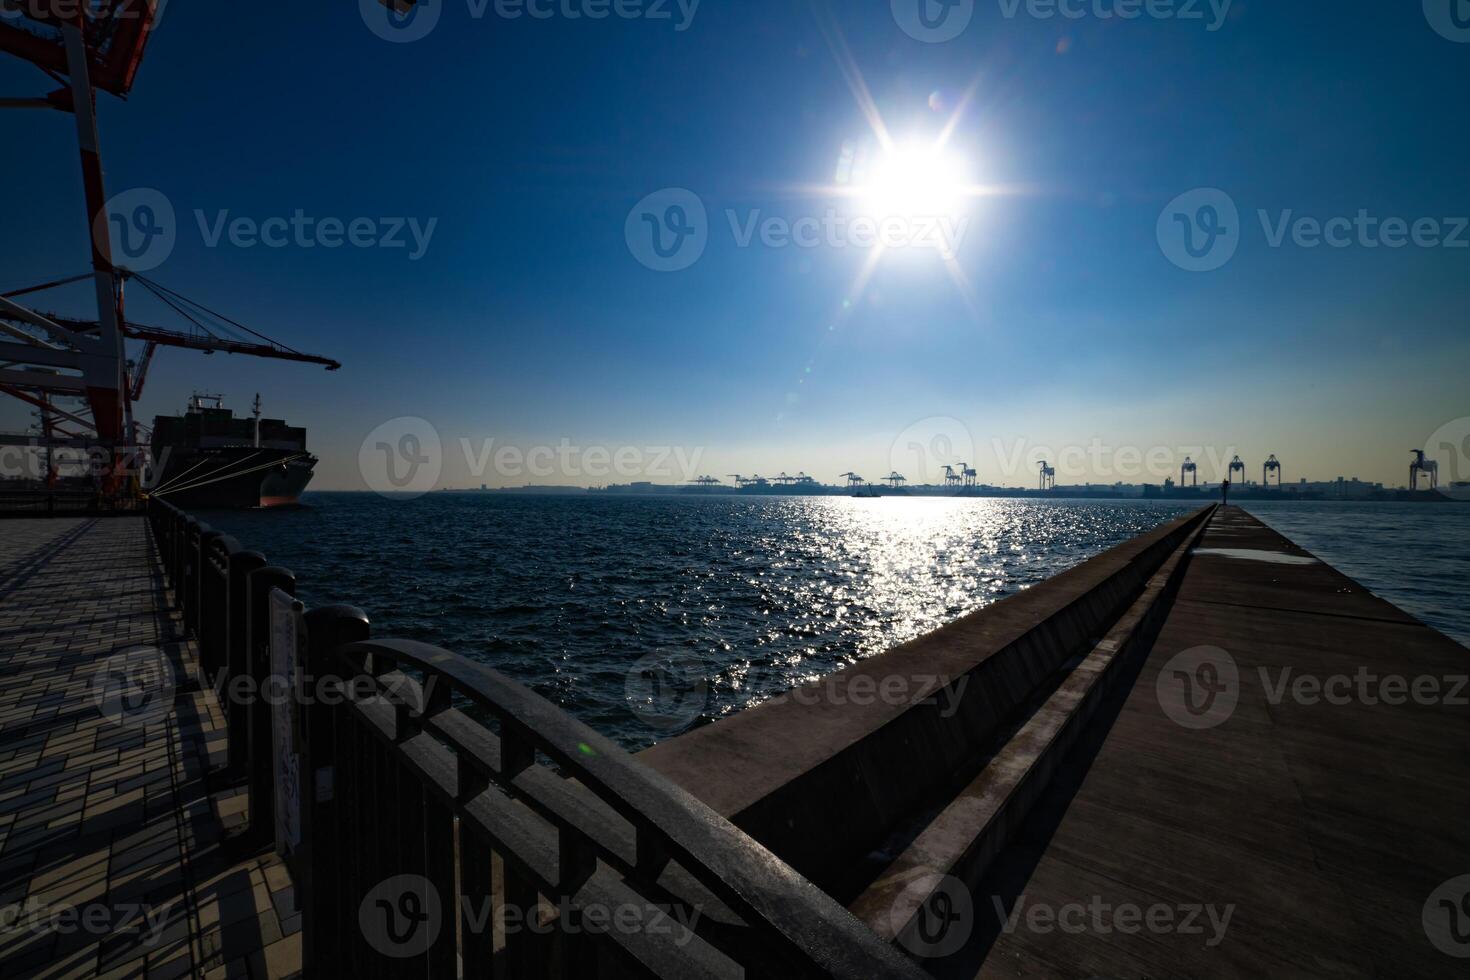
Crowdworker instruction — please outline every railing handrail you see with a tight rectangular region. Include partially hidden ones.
[145,496,928,978]
[332,637,927,980]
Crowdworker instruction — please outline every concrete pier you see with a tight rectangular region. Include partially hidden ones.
[949,505,1470,978]
[645,506,1470,977]
[0,519,299,978]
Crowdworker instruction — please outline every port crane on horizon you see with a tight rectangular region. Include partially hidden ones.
[840,472,866,489]
[885,472,906,489]
[1409,449,1439,491]
[1181,457,1199,487]
[1264,454,1282,487]
[1229,455,1246,484]
[1038,460,1056,491]
[0,4,340,490]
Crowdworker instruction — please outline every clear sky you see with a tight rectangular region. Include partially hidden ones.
[2,0,1466,489]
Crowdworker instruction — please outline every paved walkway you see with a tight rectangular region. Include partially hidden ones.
[964,506,1470,978]
[0,518,300,979]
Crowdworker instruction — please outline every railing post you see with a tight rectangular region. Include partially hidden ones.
[172,509,185,594]
[245,565,295,849]
[224,549,268,775]
[196,528,221,646]
[182,518,201,630]
[197,530,224,681]
[300,605,370,976]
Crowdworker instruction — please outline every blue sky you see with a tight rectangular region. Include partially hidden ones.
[2,0,1466,488]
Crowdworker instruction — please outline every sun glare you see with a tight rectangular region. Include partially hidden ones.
[856,143,971,220]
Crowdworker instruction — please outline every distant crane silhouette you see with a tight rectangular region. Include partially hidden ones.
[773,472,795,486]
[839,472,865,489]
[727,474,750,487]
[958,462,977,488]
[1038,460,1056,491]
[1228,455,1245,485]
[1181,456,1198,487]
[1410,449,1439,491]
[1263,454,1282,488]
[692,475,721,487]
[885,472,907,489]
[942,464,961,488]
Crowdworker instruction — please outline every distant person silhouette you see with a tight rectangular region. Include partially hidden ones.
[1221,478,1231,507]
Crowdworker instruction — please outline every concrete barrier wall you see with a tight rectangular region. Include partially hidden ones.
[639,506,1214,899]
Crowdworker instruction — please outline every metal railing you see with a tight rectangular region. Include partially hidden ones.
[146,498,925,979]
[0,488,144,515]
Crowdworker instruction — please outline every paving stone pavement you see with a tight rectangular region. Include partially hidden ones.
[0,518,302,979]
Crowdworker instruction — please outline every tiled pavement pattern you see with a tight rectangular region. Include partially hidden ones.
[0,518,302,978]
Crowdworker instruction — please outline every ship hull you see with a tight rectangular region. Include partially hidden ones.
[148,447,316,510]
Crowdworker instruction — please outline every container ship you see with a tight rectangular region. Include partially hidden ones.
[147,394,316,509]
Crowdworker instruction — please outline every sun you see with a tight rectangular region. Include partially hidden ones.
[855,142,971,221]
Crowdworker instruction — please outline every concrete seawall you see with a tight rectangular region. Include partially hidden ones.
[640,505,1216,900]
